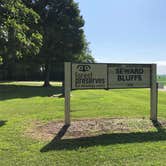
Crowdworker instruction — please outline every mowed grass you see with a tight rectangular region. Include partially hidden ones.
[0,82,166,165]
[158,75,166,85]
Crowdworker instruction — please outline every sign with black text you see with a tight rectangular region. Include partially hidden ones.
[71,63,152,89]
[64,62,157,125]
[108,64,151,88]
[72,64,107,89]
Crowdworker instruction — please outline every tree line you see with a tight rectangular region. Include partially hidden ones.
[0,0,94,86]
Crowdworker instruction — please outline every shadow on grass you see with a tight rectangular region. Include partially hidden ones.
[0,120,7,127]
[152,120,165,132]
[40,121,166,152]
[0,84,62,100]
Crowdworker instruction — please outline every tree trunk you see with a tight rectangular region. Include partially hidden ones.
[43,63,51,87]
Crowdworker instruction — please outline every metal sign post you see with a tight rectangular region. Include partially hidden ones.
[64,62,71,125]
[150,64,158,121]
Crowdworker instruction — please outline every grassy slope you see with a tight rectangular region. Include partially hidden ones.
[0,82,166,165]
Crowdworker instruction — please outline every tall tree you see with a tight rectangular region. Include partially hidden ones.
[24,0,86,87]
[74,41,95,63]
[0,0,42,64]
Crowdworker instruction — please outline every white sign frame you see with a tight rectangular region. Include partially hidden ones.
[64,62,158,125]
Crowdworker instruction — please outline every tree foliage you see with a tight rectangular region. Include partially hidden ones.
[0,0,95,84]
[0,0,42,63]
[23,0,87,86]
[74,41,95,63]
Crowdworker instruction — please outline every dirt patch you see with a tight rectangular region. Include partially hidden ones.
[25,118,166,141]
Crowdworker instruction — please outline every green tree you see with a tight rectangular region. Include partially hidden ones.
[74,41,95,63]
[0,0,42,64]
[24,0,86,87]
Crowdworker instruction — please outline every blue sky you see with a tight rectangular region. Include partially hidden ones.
[75,0,166,74]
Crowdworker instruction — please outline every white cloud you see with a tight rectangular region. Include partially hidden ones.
[156,61,166,66]
[156,61,166,75]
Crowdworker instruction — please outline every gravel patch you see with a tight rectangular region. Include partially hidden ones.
[25,118,166,141]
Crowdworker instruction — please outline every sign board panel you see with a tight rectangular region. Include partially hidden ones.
[71,63,151,89]
[65,62,157,125]
[108,64,151,88]
[72,63,107,89]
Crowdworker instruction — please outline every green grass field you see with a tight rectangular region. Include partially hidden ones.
[0,82,166,165]
[158,75,166,85]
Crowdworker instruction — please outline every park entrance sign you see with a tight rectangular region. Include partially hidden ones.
[71,63,107,89]
[71,63,151,89]
[108,64,151,89]
[65,63,157,125]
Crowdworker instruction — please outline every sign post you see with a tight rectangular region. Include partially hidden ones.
[150,64,158,121]
[64,62,158,125]
[64,62,71,125]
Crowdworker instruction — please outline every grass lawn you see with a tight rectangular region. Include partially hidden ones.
[0,81,166,165]
[158,75,166,85]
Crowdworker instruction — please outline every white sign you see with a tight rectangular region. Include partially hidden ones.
[108,64,151,88]
[71,63,151,89]
[72,64,107,89]
[64,62,157,125]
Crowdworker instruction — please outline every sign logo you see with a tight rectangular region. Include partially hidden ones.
[77,65,91,72]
